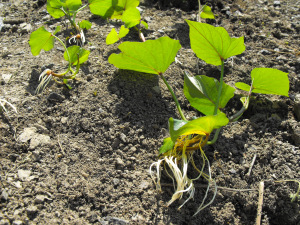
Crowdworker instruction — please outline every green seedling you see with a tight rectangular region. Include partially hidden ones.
[47,0,92,45]
[29,26,90,93]
[108,20,289,215]
[197,1,215,22]
[89,0,148,44]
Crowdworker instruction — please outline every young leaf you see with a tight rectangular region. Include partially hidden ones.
[47,0,64,18]
[89,0,115,18]
[108,36,181,75]
[47,0,82,18]
[186,20,245,66]
[122,7,141,28]
[235,68,289,97]
[159,137,175,154]
[141,20,148,29]
[89,0,138,19]
[79,20,92,30]
[29,26,56,56]
[106,26,129,45]
[169,113,229,142]
[64,46,90,65]
[184,74,235,115]
[201,5,215,19]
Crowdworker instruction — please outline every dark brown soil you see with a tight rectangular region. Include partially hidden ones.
[0,0,299,224]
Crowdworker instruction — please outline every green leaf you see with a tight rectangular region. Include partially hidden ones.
[235,68,289,97]
[106,25,129,45]
[141,20,148,29]
[122,7,140,28]
[89,0,138,19]
[53,25,61,35]
[159,137,175,154]
[169,113,229,142]
[47,0,82,18]
[184,74,235,115]
[108,36,181,75]
[201,5,215,19]
[29,26,55,56]
[79,20,92,29]
[47,0,64,18]
[186,20,245,66]
[64,46,90,65]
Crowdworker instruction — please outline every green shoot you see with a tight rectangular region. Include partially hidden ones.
[275,180,300,202]
[29,26,90,93]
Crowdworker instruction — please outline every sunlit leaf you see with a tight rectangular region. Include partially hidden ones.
[47,0,82,18]
[235,68,289,97]
[169,113,229,142]
[186,20,245,66]
[79,20,92,29]
[64,46,90,65]
[141,20,148,29]
[200,5,215,19]
[106,26,129,45]
[89,0,138,19]
[122,7,140,28]
[159,137,175,154]
[29,26,55,56]
[108,36,181,75]
[184,74,235,115]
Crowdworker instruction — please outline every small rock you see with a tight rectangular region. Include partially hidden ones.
[119,133,127,143]
[115,158,125,168]
[18,169,31,181]
[29,134,50,150]
[34,195,48,204]
[12,220,24,225]
[273,1,280,6]
[113,178,120,186]
[18,127,37,143]
[0,219,10,225]
[19,22,31,33]
[138,181,149,190]
[47,92,65,102]
[26,205,38,218]
[2,74,12,83]
[0,190,8,201]
[229,168,237,174]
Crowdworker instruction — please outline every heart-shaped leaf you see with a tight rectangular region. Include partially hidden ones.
[89,0,138,19]
[79,20,92,29]
[106,25,129,45]
[122,7,140,28]
[47,0,82,18]
[186,20,245,66]
[108,36,181,75]
[64,46,90,65]
[29,26,56,56]
[184,74,235,115]
[235,68,289,97]
[201,5,215,19]
[169,113,229,142]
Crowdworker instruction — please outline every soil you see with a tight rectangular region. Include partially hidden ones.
[0,0,299,224]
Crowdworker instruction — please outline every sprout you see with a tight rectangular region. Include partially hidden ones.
[0,98,17,114]
[69,30,85,46]
[35,69,52,94]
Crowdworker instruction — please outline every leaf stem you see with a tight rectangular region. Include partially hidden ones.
[208,60,225,145]
[214,60,224,115]
[52,35,73,75]
[160,73,187,121]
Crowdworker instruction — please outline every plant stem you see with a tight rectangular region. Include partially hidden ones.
[197,0,201,22]
[160,73,187,121]
[214,60,224,115]
[52,35,73,75]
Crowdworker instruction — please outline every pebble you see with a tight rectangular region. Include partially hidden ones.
[0,219,10,225]
[119,133,127,143]
[34,195,49,204]
[18,169,31,181]
[0,190,8,201]
[26,205,38,217]
[273,1,281,6]
[47,92,65,102]
[18,127,51,150]
[19,22,31,33]
[12,221,23,225]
